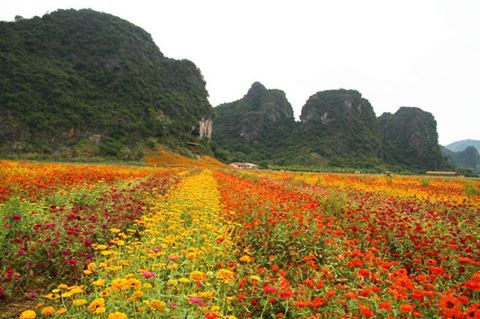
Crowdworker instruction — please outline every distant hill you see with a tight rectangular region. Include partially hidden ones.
[445,139,480,153]
[441,145,480,174]
[214,84,447,171]
[0,9,212,160]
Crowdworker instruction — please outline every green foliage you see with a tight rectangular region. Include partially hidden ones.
[463,182,479,197]
[212,82,298,163]
[300,89,382,161]
[213,86,448,172]
[380,107,447,170]
[0,9,212,159]
[442,145,480,174]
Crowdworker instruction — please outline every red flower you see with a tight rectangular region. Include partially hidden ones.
[263,285,276,294]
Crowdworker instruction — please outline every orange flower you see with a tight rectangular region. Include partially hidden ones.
[359,305,374,318]
[379,301,392,311]
[399,303,415,313]
[440,295,459,311]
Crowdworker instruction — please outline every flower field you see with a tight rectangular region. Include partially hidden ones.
[1,161,479,318]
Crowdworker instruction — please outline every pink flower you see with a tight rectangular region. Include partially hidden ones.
[151,247,162,253]
[141,271,156,278]
[188,297,201,304]
[17,248,26,255]
[12,215,21,221]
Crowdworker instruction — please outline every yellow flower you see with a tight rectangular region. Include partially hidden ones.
[69,286,83,295]
[148,299,166,312]
[87,298,105,313]
[167,279,178,286]
[43,293,60,300]
[239,255,252,262]
[41,306,55,315]
[60,291,74,298]
[100,288,111,297]
[126,278,142,289]
[196,291,215,300]
[167,263,178,270]
[93,279,106,287]
[143,283,153,289]
[111,278,127,290]
[73,299,87,306]
[179,277,190,283]
[57,284,69,290]
[56,307,67,315]
[130,290,144,301]
[94,244,108,250]
[110,228,121,234]
[216,269,235,284]
[19,310,36,319]
[108,312,128,319]
[189,271,207,282]
[95,307,106,314]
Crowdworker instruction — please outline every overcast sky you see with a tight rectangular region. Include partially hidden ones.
[2,0,479,145]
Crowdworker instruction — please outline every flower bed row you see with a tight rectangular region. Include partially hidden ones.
[20,170,241,318]
[214,171,480,318]
[1,164,180,306]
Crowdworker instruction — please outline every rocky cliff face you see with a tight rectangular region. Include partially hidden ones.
[212,82,297,161]
[300,89,381,160]
[380,107,445,169]
[193,118,213,140]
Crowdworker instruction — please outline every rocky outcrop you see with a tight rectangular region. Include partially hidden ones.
[300,89,381,159]
[213,82,295,143]
[380,107,445,170]
[195,118,213,140]
[212,82,296,161]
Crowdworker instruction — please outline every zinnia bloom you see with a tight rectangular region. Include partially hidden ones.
[399,303,415,313]
[41,307,55,315]
[263,286,276,294]
[189,271,207,282]
[19,310,36,319]
[108,312,128,319]
[87,298,105,313]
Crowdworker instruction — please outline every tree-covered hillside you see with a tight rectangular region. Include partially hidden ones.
[299,89,382,167]
[379,107,446,170]
[0,9,212,159]
[214,85,448,171]
[213,82,299,163]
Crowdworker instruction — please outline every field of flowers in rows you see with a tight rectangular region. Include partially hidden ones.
[1,160,479,318]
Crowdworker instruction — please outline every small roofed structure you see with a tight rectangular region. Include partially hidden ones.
[230,162,258,170]
[425,171,460,177]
